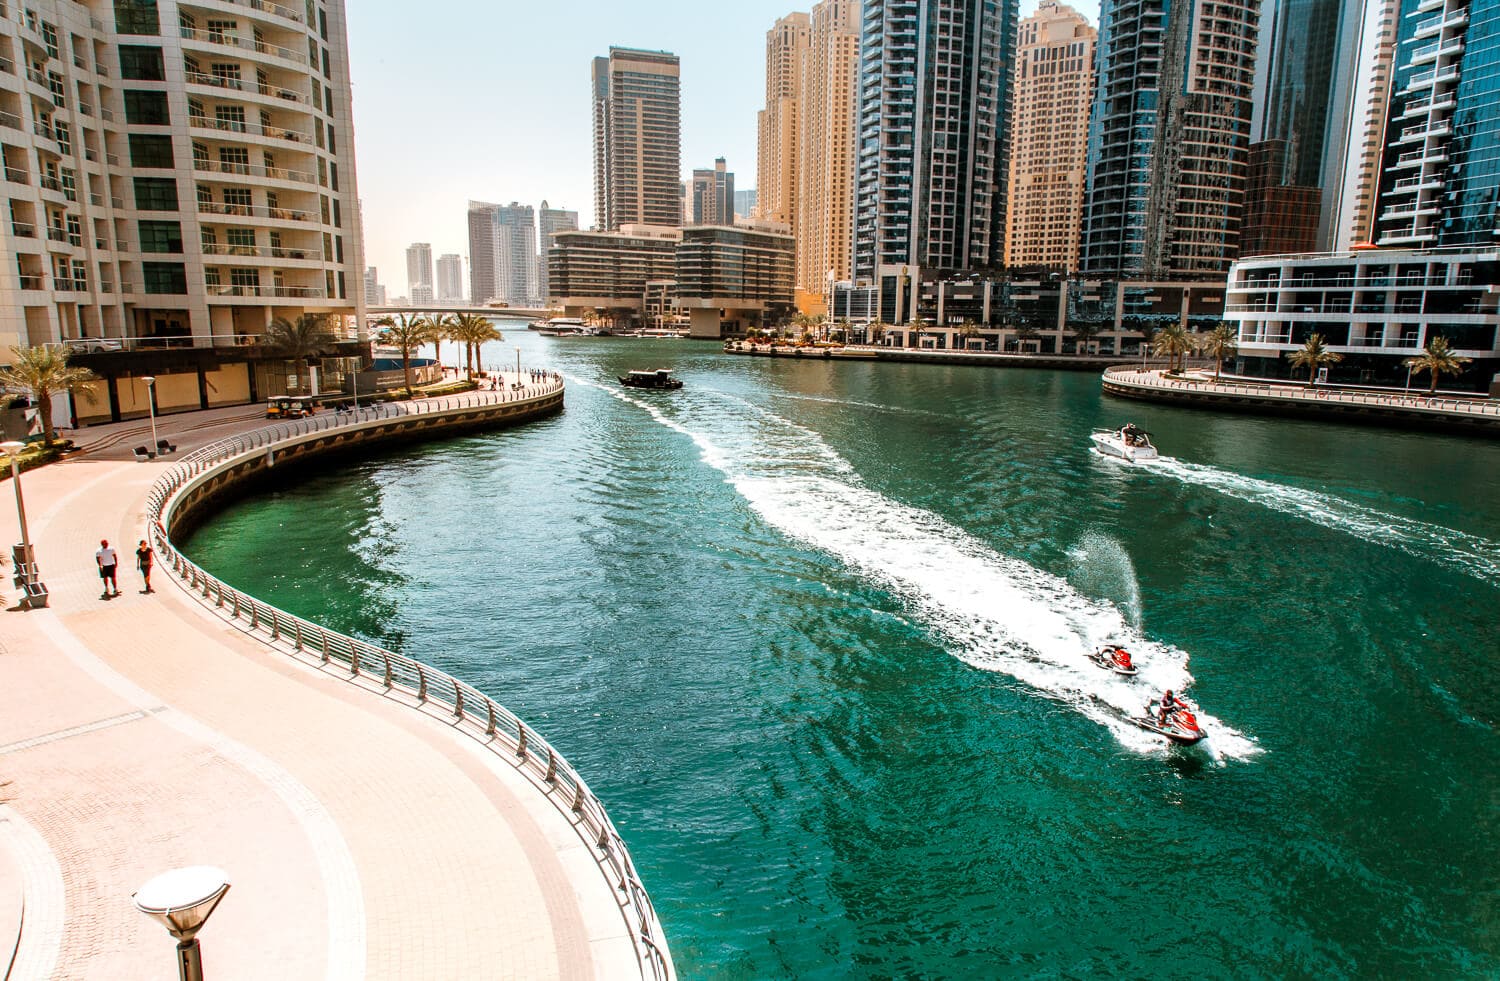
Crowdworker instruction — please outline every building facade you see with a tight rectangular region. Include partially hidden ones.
[435,253,463,303]
[755,12,809,230]
[591,47,681,231]
[494,201,537,306]
[363,265,385,307]
[1331,0,1399,249]
[796,0,860,294]
[1003,1,1095,272]
[537,200,577,305]
[735,188,757,218]
[547,224,680,323]
[467,200,497,303]
[0,0,365,369]
[1080,0,1260,278]
[854,0,1018,282]
[676,222,795,337]
[405,241,432,303]
[690,157,734,226]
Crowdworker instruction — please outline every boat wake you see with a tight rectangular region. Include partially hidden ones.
[1139,457,1500,587]
[571,374,1258,760]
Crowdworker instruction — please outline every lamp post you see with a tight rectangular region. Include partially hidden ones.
[133,866,231,981]
[141,376,159,456]
[515,347,521,389]
[1,441,34,589]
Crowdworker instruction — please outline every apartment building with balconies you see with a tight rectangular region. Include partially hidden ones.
[0,0,364,421]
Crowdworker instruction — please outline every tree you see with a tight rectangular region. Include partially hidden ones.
[1405,335,1472,395]
[450,312,503,379]
[1152,323,1192,372]
[419,313,456,373]
[1286,332,1343,384]
[0,346,98,448]
[834,318,852,344]
[375,313,437,397]
[262,313,339,394]
[1200,324,1239,380]
[1069,319,1102,354]
[957,319,980,350]
[870,322,888,345]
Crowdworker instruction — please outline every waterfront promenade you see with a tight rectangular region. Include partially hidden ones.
[1102,366,1500,434]
[0,382,661,979]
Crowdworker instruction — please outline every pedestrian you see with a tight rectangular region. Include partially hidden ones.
[96,539,119,598]
[136,539,154,593]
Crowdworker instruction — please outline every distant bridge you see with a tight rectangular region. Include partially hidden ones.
[367,305,556,320]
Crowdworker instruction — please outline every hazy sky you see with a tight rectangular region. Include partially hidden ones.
[347,0,1091,295]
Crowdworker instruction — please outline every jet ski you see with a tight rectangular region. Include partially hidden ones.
[1090,644,1138,676]
[1131,699,1207,745]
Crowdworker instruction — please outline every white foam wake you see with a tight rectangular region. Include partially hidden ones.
[1136,456,1500,587]
[572,374,1258,760]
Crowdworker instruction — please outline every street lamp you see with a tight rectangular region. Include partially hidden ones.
[0,441,37,602]
[515,347,521,389]
[133,866,231,981]
[141,376,160,457]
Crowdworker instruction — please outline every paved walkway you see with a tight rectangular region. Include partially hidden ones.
[0,399,642,979]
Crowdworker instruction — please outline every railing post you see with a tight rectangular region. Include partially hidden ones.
[249,604,258,629]
[383,654,392,689]
[417,665,427,702]
[454,681,464,719]
[544,751,557,784]
[571,782,586,813]
[232,593,240,618]
[351,644,361,677]
[294,621,302,650]
[321,632,330,664]
[485,701,497,736]
[270,614,279,642]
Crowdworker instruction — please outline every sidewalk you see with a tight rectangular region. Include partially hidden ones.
[0,403,640,979]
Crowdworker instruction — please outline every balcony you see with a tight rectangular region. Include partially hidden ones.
[194,158,316,184]
[11,220,36,237]
[188,115,313,145]
[197,200,315,221]
[186,0,305,25]
[207,284,325,298]
[179,27,308,67]
[52,276,87,292]
[18,274,44,289]
[0,110,20,130]
[4,164,27,183]
[183,71,311,106]
[201,242,316,259]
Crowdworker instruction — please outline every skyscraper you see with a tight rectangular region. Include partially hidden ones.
[756,13,810,228]
[1081,0,1261,278]
[1004,2,1096,272]
[691,159,736,226]
[796,0,861,292]
[1331,0,1399,250]
[854,0,1019,282]
[406,242,434,305]
[538,202,579,302]
[592,48,682,230]
[436,254,464,303]
[735,189,759,219]
[495,202,539,306]
[467,201,499,304]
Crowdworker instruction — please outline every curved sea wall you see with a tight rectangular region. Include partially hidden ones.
[1102,367,1500,436]
[144,382,676,981]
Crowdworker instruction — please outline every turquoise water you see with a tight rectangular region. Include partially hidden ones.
[185,332,1500,978]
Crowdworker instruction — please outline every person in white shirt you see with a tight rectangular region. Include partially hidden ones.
[95,539,119,598]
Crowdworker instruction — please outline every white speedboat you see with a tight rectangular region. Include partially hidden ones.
[1091,423,1158,462]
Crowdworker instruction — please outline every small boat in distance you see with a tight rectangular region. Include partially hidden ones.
[1091,423,1158,462]
[531,317,596,336]
[619,369,683,390]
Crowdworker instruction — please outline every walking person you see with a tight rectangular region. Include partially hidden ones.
[95,539,119,598]
[136,539,154,593]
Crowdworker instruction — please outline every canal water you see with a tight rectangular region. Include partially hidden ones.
[184,331,1500,978]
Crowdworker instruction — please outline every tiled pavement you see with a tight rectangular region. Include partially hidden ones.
[0,403,642,979]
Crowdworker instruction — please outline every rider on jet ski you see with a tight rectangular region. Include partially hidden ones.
[1157,690,1188,724]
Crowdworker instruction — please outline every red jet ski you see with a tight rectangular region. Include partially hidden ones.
[1091,644,1138,676]
[1131,698,1207,745]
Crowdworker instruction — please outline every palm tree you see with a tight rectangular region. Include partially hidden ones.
[1286,332,1343,384]
[1404,335,1472,395]
[791,311,818,342]
[419,312,456,374]
[262,313,339,394]
[957,319,981,351]
[450,313,503,379]
[0,345,98,448]
[1200,324,1239,380]
[1069,319,1102,355]
[1152,323,1192,372]
[375,313,437,398]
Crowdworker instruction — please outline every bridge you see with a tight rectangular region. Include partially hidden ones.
[366,305,556,320]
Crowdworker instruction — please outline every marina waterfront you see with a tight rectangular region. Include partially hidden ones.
[184,331,1500,977]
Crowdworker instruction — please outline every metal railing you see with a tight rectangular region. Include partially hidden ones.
[140,383,674,981]
[1102,366,1500,419]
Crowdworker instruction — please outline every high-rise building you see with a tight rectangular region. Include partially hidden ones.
[1331,0,1398,250]
[495,202,539,306]
[1371,0,1499,249]
[1080,0,1261,278]
[467,201,499,303]
[735,189,758,218]
[796,0,861,293]
[538,202,579,303]
[435,254,464,303]
[1003,2,1095,272]
[364,267,387,308]
[756,13,810,228]
[1241,0,1372,255]
[592,48,682,230]
[0,0,365,362]
[406,242,433,302]
[854,0,1019,283]
[691,159,736,226]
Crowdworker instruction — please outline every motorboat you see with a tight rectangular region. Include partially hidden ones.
[1130,699,1206,745]
[619,369,683,390]
[1089,644,1138,676]
[531,317,595,336]
[1091,423,1158,462]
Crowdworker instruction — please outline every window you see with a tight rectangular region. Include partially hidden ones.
[226,227,254,254]
[142,261,187,294]
[223,187,252,215]
[138,219,182,253]
[66,214,82,246]
[124,90,170,125]
[133,177,178,210]
[214,105,246,132]
[119,45,165,80]
[210,63,241,85]
[230,267,259,288]
[218,146,249,173]
[129,133,174,168]
[205,19,237,44]
[113,1,160,35]
[41,22,60,59]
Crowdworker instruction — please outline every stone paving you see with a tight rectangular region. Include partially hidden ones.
[0,398,643,979]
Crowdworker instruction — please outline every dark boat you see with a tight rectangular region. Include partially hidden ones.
[619,369,683,390]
